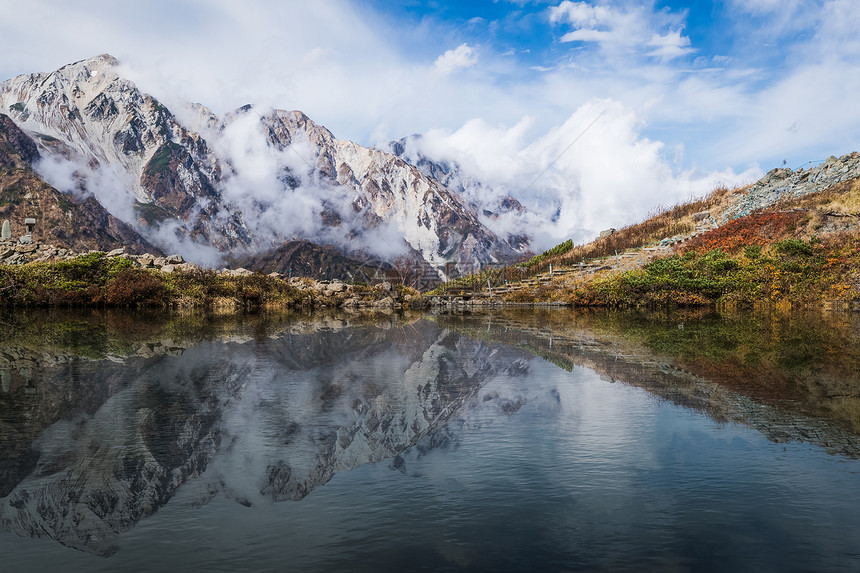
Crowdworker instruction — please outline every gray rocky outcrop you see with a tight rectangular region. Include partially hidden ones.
[721,152,860,222]
[0,239,199,273]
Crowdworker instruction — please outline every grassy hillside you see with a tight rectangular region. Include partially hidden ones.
[433,174,860,309]
[569,235,858,307]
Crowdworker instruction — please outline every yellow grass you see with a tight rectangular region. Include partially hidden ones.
[824,180,860,213]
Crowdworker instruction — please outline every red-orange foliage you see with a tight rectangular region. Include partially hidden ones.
[682,211,805,254]
[106,269,168,306]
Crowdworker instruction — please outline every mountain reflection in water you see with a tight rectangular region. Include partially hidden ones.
[0,308,858,571]
[0,310,528,556]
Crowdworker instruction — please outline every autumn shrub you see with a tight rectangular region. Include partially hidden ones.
[567,237,860,308]
[106,269,168,306]
[682,211,805,254]
[161,267,224,301]
[53,252,134,288]
[503,289,536,303]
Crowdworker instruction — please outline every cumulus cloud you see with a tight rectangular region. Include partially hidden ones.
[645,29,692,60]
[402,99,757,250]
[432,44,478,76]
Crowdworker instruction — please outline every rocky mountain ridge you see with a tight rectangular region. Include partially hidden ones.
[0,55,526,279]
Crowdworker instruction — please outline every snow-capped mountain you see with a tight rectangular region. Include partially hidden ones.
[0,55,527,278]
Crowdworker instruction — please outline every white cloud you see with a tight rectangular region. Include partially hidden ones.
[815,0,860,57]
[729,0,803,15]
[710,61,860,167]
[726,0,820,40]
[646,30,693,60]
[550,1,692,60]
[406,99,757,249]
[203,108,411,260]
[550,1,614,27]
[560,28,613,43]
[432,43,478,76]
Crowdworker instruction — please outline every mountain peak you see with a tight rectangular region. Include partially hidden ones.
[56,53,120,80]
[83,53,119,67]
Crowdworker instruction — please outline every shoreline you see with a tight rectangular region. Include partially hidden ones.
[0,248,428,311]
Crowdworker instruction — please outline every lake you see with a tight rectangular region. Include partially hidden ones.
[0,308,858,572]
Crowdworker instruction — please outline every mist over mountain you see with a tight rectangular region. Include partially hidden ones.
[0,111,160,254]
[0,55,529,279]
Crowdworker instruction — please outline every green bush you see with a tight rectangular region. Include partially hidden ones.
[774,239,812,257]
[744,244,762,259]
[51,253,133,290]
[524,239,574,268]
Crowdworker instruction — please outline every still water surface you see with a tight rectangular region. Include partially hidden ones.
[0,309,858,572]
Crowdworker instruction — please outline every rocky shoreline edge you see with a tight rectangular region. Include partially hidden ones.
[0,242,427,311]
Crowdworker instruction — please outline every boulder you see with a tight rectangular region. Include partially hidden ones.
[598,228,616,239]
[373,296,395,309]
[225,268,253,277]
[166,254,184,264]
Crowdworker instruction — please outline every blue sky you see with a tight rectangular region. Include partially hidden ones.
[2,0,859,241]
